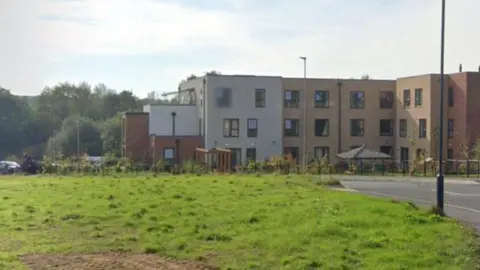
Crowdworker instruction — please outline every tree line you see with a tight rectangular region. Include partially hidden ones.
[0,82,175,160]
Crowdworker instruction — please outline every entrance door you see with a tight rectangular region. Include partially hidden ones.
[227,148,241,169]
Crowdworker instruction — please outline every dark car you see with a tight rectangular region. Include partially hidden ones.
[0,161,21,174]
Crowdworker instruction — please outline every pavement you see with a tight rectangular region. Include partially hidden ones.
[339,178,480,232]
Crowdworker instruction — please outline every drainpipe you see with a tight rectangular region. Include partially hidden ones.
[202,78,206,139]
[337,81,343,154]
[171,112,177,136]
[175,139,180,166]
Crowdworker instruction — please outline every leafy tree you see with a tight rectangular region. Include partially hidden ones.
[0,88,35,158]
[100,115,122,156]
[46,116,103,157]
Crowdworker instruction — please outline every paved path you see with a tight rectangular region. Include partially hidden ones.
[340,179,480,232]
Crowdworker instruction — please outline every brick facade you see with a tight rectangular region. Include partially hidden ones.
[122,112,150,162]
[151,135,204,165]
[122,112,205,164]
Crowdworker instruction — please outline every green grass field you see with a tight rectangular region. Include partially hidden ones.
[0,174,478,269]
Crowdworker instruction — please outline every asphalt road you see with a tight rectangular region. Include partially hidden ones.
[340,180,480,232]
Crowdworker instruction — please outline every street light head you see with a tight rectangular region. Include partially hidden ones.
[299,56,306,60]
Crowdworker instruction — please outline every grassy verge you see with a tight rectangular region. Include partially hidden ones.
[0,174,478,269]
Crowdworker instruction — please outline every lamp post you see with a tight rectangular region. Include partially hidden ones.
[299,56,307,172]
[437,0,446,214]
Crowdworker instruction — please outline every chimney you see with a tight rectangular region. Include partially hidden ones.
[459,63,463,72]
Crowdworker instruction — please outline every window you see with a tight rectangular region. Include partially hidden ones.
[314,147,329,160]
[350,119,364,136]
[448,119,454,138]
[399,119,407,137]
[246,148,256,162]
[418,119,427,138]
[215,88,232,108]
[380,119,394,136]
[414,88,423,107]
[284,119,300,136]
[350,91,365,109]
[447,148,453,159]
[400,147,409,161]
[255,89,266,107]
[380,91,394,109]
[247,118,258,137]
[284,147,299,160]
[380,146,393,156]
[314,91,329,108]
[314,119,329,137]
[223,119,239,137]
[448,87,454,107]
[403,89,411,107]
[284,90,300,108]
[163,147,175,165]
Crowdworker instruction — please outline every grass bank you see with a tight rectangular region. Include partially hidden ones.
[0,174,478,269]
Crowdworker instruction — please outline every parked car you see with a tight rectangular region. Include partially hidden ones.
[0,161,21,174]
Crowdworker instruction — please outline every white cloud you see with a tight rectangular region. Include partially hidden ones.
[1,0,480,95]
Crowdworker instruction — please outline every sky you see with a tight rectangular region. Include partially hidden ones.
[1,0,479,97]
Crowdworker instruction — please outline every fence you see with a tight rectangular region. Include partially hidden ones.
[330,159,480,177]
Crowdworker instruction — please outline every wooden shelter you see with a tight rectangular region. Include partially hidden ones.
[193,148,232,172]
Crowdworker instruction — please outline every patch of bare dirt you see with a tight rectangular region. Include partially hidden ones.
[21,252,216,270]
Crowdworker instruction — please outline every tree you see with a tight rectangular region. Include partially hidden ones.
[99,115,122,156]
[45,116,103,157]
[0,88,35,158]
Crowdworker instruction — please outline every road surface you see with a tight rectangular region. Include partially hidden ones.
[340,179,480,232]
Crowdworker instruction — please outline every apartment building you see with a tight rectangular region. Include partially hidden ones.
[123,74,284,166]
[122,69,480,167]
[396,71,480,162]
[282,78,396,165]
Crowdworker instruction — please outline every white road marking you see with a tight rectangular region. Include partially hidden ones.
[432,189,480,197]
[341,182,480,213]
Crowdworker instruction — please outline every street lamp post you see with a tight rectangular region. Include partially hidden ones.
[437,0,446,214]
[77,119,80,157]
[299,57,307,172]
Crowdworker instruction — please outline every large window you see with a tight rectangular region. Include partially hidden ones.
[419,119,427,138]
[246,148,256,162]
[284,119,300,136]
[350,119,364,136]
[163,147,175,165]
[247,118,258,137]
[255,89,266,107]
[314,91,329,108]
[448,119,454,138]
[403,89,411,107]
[380,91,394,109]
[379,119,394,136]
[223,119,239,137]
[215,88,232,108]
[314,147,329,160]
[284,90,300,108]
[448,87,454,107]
[284,147,299,160]
[350,91,365,109]
[415,88,423,107]
[399,119,407,137]
[314,119,329,137]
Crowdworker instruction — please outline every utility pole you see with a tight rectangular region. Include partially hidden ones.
[437,0,446,214]
[77,119,80,157]
[299,56,307,172]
